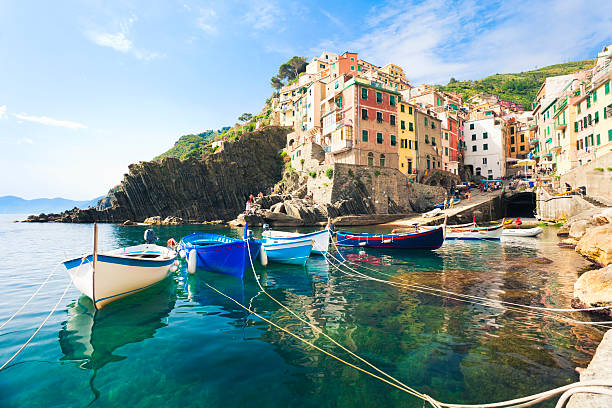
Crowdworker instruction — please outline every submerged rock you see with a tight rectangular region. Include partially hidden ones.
[575,224,612,267]
[572,265,612,315]
[569,219,594,240]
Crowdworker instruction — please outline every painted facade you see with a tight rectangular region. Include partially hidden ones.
[464,118,506,179]
[398,101,417,176]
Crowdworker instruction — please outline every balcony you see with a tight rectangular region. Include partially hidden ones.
[555,121,567,130]
[331,139,353,153]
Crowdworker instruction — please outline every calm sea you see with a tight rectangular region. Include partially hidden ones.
[0,214,604,407]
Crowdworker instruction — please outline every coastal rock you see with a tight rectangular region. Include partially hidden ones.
[557,224,570,237]
[593,207,612,225]
[162,216,184,225]
[270,202,285,213]
[332,214,407,226]
[228,213,264,227]
[572,265,612,315]
[144,216,162,225]
[569,219,594,240]
[261,211,304,226]
[122,220,137,226]
[575,224,612,266]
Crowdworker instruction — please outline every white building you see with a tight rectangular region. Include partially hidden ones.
[464,118,506,179]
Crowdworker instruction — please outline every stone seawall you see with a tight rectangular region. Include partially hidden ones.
[560,151,612,202]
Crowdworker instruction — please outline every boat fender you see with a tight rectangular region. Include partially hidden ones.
[167,238,178,249]
[179,249,186,259]
[358,242,367,246]
[382,239,392,244]
[391,229,399,233]
[173,260,179,266]
[259,246,268,266]
[169,265,178,273]
[187,249,197,274]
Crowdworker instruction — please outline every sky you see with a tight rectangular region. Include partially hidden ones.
[1,0,611,200]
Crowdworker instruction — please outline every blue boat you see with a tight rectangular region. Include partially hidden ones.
[433,198,460,209]
[335,225,445,250]
[260,236,313,266]
[178,227,261,279]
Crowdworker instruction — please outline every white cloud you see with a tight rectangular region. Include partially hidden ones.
[244,1,283,31]
[320,9,344,30]
[85,16,163,61]
[0,105,6,119]
[196,8,218,35]
[19,138,34,145]
[14,113,87,130]
[338,0,612,85]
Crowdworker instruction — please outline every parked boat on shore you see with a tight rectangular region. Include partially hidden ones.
[335,225,445,250]
[502,226,543,237]
[62,225,178,309]
[433,198,460,209]
[178,227,262,279]
[261,225,331,255]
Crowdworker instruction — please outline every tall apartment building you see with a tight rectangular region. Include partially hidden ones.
[398,100,417,176]
[414,109,442,179]
[464,118,506,179]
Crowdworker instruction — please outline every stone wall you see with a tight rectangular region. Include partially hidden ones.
[560,151,612,201]
[536,188,595,221]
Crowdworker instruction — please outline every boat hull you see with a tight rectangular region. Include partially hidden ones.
[262,229,330,255]
[63,244,176,309]
[261,238,313,265]
[336,226,445,250]
[502,227,543,237]
[445,225,503,240]
[179,233,261,279]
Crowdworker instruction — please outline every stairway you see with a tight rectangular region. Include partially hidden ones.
[584,196,608,208]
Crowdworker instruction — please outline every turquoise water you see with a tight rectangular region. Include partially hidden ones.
[0,215,605,407]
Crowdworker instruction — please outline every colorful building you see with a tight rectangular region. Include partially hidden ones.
[397,100,417,176]
[464,117,506,179]
[413,109,442,179]
[591,44,612,159]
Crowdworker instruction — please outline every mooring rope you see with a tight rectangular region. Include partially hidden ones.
[0,254,88,372]
[330,239,612,315]
[0,262,62,330]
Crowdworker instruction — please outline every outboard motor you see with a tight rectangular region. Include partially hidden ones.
[246,229,254,239]
[262,224,270,232]
[144,229,158,244]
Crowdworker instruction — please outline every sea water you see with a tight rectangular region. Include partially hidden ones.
[0,215,604,407]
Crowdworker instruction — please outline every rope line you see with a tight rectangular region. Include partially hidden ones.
[0,262,61,330]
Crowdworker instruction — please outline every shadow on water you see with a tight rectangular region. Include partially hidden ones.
[58,278,177,404]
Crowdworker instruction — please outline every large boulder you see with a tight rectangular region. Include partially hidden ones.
[228,213,264,227]
[569,219,594,240]
[162,216,184,225]
[144,216,162,225]
[575,224,612,266]
[270,202,285,213]
[572,265,612,315]
[593,207,612,225]
[262,211,304,226]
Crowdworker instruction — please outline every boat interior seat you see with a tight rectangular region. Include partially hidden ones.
[125,253,161,259]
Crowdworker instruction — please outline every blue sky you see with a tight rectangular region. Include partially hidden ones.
[1,0,611,199]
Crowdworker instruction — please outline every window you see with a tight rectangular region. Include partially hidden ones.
[511,147,515,152]
[475,167,481,176]
[444,132,448,140]
[483,158,487,164]
[368,152,374,166]
[407,160,412,174]
[377,132,383,144]
[483,143,488,150]
[362,130,369,142]
[350,57,355,61]
[380,154,385,167]
[376,112,383,123]
[472,134,476,141]
[409,106,413,114]
[390,115,396,126]
[597,134,601,145]
[424,117,428,127]
[578,103,581,114]
[400,104,405,113]
[427,157,430,170]
[376,92,383,103]
[606,81,610,95]
[334,81,339,89]
[431,122,435,129]
[401,120,406,130]
[414,140,418,150]
[431,137,436,146]
[445,147,449,156]
[520,146,525,151]
[362,109,368,120]
[390,95,396,106]
[609,129,612,141]
[574,122,579,132]
[470,123,474,130]
[390,135,397,146]
[400,139,407,148]
[361,88,368,99]
[472,145,477,152]
[510,127,515,134]
[520,134,525,142]
[587,96,591,109]
[358,66,362,71]
[425,135,429,144]
[510,136,515,144]
[595,111,599,123]
[483,132,488,139]
[409,122,414,131]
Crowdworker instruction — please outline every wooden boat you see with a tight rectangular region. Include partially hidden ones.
[178,229,262,279]
[433,198,460,209]
[423,207,442,218]
[335,225,445,250]
[260,236,313,265]
[443,223,503,240]
[63,225,178,309]
[502,227,543,237]
[261,227,331,255]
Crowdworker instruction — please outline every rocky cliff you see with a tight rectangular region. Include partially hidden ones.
[25,126,290,223]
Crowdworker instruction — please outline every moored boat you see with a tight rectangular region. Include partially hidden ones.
[502,226,543,237]
[260,236,313,265]
[178,228,262,279]
[335,225,445,250]
[63,225,178,309]
[443,223,503,240]
[433,198,460,209]
[261,226,331,255]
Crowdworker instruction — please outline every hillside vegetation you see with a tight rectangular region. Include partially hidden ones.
[154,130,220,161]
[438,60,595,108]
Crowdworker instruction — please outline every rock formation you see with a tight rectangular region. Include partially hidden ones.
[572,265,612,315]
[24,126,290,223]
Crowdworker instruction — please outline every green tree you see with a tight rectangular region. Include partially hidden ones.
[238,113,253,122]
[277,56,307,82]
[270,76,283,91]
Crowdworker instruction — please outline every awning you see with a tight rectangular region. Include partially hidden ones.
[512,159,536,167]
[539,160,554,165]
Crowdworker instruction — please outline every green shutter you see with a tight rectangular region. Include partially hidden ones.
[606,82,610,94]
[593,90,597,102]
[574,122,578,132]
[596,134,601,145]
[605,108,608,119]
[390,95,395,106]
[361,88,368,99]
[609,129,612,141]
[362,130,368,142]
[595,111,599,122]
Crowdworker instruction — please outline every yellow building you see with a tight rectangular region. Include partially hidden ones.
[398,100,417,176]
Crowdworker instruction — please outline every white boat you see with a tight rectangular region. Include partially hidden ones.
[502,227,543,237]
[423,223,503,240]
[262,227,331,255]
[63,225,178,309]
[261,236,313,265]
